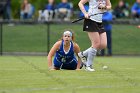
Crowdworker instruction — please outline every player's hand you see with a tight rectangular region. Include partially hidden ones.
[76,69,81,71]
[98,4,106,10]
[50,68,56,70]
[84,13,89,19]
[49,66,56,71]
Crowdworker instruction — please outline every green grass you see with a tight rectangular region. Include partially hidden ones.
[112,24,140,54]
[3,24,47,52]
[2,24,140,54]
[0,56,140,93]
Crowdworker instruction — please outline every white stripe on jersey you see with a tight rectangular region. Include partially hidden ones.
[88,0,106,22]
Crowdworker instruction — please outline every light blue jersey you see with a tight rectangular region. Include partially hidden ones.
[53,40,77,70]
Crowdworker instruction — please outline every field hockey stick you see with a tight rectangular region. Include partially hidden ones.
[72,17,85,23]
[72,12,105,23]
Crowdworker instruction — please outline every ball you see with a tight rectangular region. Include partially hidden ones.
[103,65,108,69]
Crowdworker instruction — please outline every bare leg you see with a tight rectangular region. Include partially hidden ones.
[99,32,107,50]
[86,32,99,67]
[78,32,107,71]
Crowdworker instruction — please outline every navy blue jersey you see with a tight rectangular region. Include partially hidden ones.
[53,40,77,70]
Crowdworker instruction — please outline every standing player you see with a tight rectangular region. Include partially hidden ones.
[78,0,111,71]
[47,30,82,70]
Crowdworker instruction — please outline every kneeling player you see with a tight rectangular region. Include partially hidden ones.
[47,30,82,70]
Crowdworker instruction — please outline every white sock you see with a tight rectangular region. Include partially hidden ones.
[86,48,97,67]
[82,48,90,57]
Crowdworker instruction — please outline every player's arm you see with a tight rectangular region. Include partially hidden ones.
[74,43,82,70]
[78,0,89,19]
[105,0,112,10]
[47,41,61,70]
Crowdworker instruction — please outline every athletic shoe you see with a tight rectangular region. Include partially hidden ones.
[78,52,87,63]
[85,66,95,72]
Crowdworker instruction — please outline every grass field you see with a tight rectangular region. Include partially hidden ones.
[0,56,140,93]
